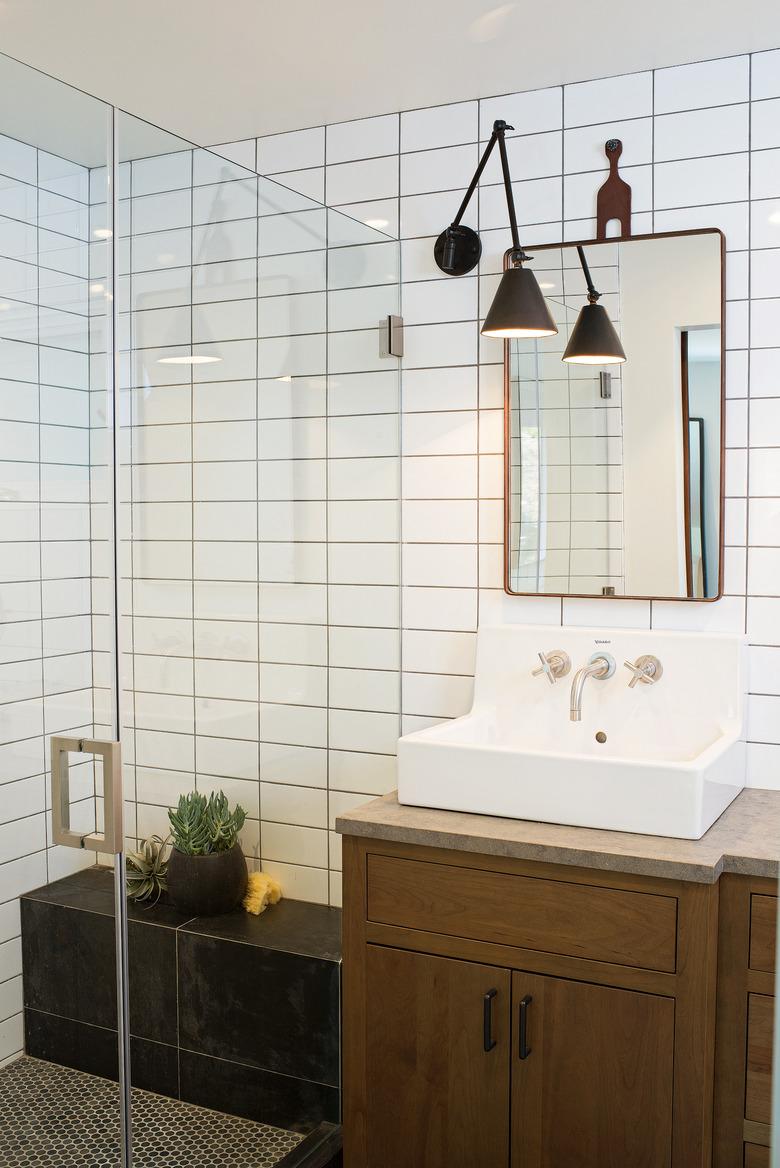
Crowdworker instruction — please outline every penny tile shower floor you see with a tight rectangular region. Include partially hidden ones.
[0,1057,303,1167]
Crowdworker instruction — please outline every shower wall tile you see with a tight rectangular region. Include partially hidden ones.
[480,87,562,139]
[753,50,780,100]
[256,127,325,176]
[327,114,399,165]
[654,55,750,113]
[400,101,479,153]
[563,72,653,128]
[211,42,780,814]
[0,145,97,1062]
[115,142,401,908]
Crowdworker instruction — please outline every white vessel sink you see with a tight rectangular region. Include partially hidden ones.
[397,625,746,840]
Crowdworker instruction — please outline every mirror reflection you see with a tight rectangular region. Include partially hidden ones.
[506,230,724,600]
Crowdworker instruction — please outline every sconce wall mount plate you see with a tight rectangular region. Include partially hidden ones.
[434,224,482,276]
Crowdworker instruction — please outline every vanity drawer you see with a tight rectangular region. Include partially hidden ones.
[746,994,774,1125]
[366,854,678,972]
[745,1145,769,1168]
[750,894,777,973]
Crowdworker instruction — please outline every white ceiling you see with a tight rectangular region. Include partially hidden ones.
[1,0,780,151]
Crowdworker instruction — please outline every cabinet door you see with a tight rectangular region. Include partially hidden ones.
[364,945,510,1168]
[747,993,774,1124]
[511,972,675,1168]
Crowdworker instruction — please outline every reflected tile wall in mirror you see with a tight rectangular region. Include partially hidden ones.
[506,231,723,600]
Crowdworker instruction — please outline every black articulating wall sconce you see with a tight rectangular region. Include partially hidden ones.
[562,244,626,365]
[436,117,558,338]
[434,119,558,339]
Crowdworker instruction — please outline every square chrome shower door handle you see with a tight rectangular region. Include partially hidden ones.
[50,736,123,854]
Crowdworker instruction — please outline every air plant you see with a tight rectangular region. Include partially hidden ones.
[168,790,247,856]
[126,835,170,905]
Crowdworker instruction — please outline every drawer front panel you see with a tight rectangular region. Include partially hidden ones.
[750,895,777,974]
[366,854,678,973]
[745,1143,769,1168]
[746,993,775,1125]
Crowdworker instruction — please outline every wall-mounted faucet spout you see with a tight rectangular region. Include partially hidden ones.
[569,653,616,722]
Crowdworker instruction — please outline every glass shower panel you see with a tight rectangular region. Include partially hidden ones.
[115,109,400,1156]
[0,49,128,1165]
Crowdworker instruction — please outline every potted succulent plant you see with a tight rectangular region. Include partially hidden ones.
[126,834,169,906]
[166,790,248,916]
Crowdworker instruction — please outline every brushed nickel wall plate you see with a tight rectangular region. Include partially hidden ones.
[378,314,404,358]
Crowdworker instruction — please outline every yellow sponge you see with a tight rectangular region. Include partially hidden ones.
[243,871,283,916]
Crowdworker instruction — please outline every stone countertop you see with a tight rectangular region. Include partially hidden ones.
[335,789,780,884]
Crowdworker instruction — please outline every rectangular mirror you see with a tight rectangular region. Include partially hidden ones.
[505,229,725,601]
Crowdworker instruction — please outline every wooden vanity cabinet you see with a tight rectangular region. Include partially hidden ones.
[714,875,777,1167]
[343,837,720,1168]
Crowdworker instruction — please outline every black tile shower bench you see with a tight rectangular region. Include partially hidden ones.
[20,867,341,1136]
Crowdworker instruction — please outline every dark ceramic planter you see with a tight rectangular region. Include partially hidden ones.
[167,842,248,916]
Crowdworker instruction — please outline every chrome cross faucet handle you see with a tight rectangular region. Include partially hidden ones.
[532,650,571,685]
[623,655,664,689]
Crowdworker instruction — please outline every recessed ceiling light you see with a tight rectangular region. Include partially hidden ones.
[93,228,112,240]
[157,355,222,365]
[364,218,389,230]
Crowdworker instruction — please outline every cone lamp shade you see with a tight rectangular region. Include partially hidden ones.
[433,120,559,340]
[562,301,626,365]
[481,265,559,339]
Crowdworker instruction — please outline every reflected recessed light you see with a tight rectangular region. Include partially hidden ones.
[364,217,389,230]
[276,375,293,383]
[539,282,555,290]
[157,355,222,365]
[93,228,112,239]
[90,283,105,294]
[157,253,176,264]
[0,302,10,311]
[769,210,780,225]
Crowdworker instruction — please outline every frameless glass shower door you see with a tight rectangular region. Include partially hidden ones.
[113,108,401,1161]
[0,48,131,1165]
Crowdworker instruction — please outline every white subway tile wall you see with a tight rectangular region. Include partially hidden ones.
[0,136,106,1065]
[110,140,400,911]
[244,48,780,834]
[5,48,780,1058]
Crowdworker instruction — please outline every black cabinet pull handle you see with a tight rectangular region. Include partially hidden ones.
[518,994,532,1059]
[483,989,498,1052]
